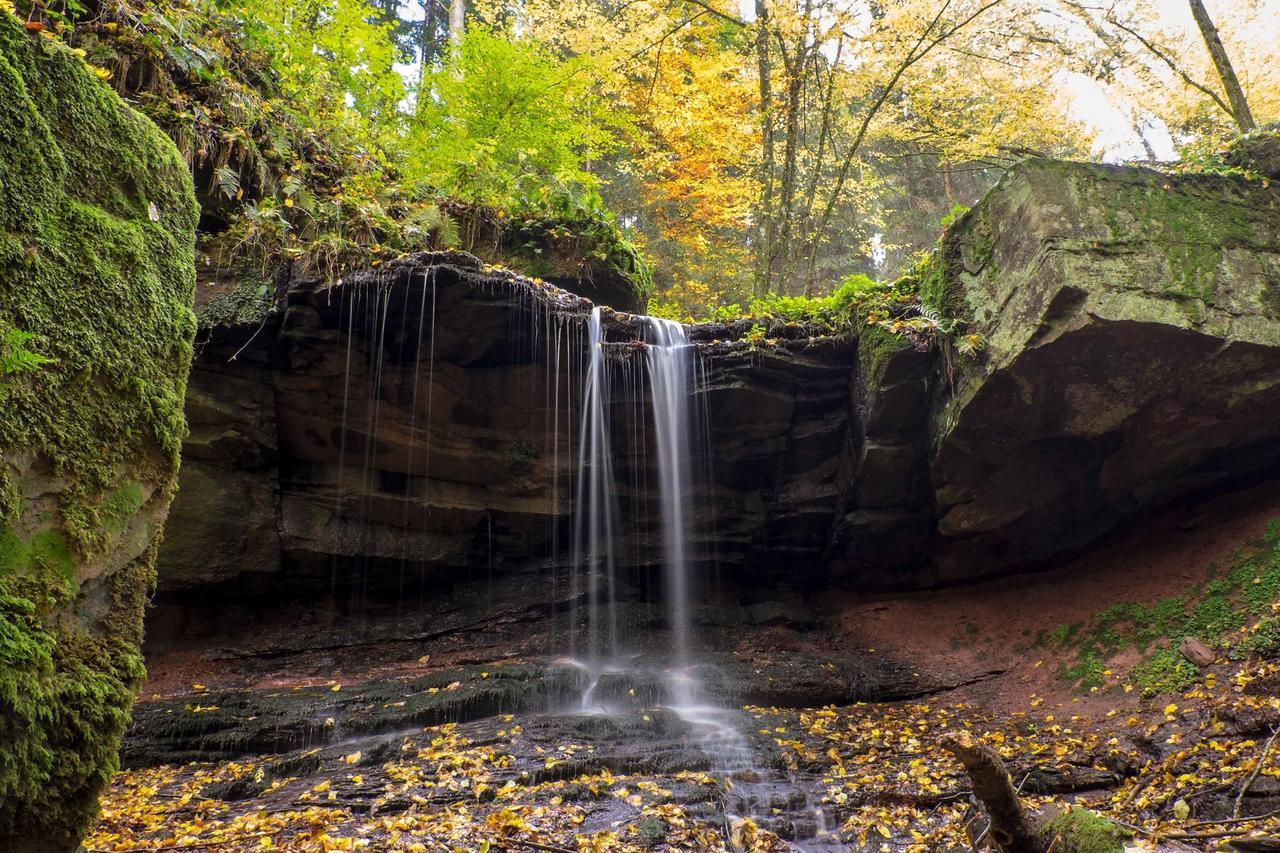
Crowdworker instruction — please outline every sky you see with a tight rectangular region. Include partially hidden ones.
[1062,0,1278,160]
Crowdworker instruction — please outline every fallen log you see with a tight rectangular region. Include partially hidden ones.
[939,732,1131,853]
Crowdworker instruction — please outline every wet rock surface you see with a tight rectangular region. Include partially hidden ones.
[158,163,1280,633]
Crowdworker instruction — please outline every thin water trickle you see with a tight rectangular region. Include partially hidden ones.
[569,307,623,695]
[644,317,697,699]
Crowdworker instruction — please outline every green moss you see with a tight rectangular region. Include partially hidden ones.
[0,526,75,585]
[1131,648,1198,698]
[1042,807,1130,853]
[1054,516,1280,694]
[0,12,196,847]
[1063,648,1106,691]
[195,277,277,330]
[1087,166,1260,304]
[632,815,668,847]
[101,484,145,536]
[930,201,992,322]
[1048,623,1080,646]
[857,323,911,390]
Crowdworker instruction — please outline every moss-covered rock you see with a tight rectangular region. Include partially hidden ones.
[930,159,1280,580]
[1040,806,1130,853]
[483,212,652,312]
[1226,123,1280,179]
[0,13,197,851]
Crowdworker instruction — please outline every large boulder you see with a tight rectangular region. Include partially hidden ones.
[930,159,1280,579]
[0,15,197,851]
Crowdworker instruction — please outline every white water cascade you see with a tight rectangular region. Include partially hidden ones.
[569,307,623,704]
[564,308,711,711]
[643,317,698,705]
[564,309,749,754]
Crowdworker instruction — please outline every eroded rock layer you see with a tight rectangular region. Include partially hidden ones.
[155,159,1280,636]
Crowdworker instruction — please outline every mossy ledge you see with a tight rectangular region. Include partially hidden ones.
[0,13,197,852]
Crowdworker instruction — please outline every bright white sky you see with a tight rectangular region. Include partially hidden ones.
[1061,0,1276,160]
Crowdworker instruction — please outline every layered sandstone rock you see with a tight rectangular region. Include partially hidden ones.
[155,159,1280,617]
[930,160,1280,579]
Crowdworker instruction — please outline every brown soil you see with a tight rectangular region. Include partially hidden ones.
[831,481,1280,717]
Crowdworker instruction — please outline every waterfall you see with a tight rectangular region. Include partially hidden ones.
[570,307,622,686]
[643,317,698,706]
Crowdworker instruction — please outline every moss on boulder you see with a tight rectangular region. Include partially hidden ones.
[928,158,1280,580]
[0,13,197,851]
[1041,806,1130,853]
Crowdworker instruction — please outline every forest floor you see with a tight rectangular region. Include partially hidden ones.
[88,486,1280,851]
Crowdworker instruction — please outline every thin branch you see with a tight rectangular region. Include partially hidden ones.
[671,0,745,27]
[1061,1,1233,119]
[1185,805,1280,830]
[1234,725,1280,818]
[1105,13,1233,118]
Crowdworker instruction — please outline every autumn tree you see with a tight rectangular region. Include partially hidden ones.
[1185,0,1254,132]
[1061,0,1275,158]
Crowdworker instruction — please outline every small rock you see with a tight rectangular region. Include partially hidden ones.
[1180,636,1216,668]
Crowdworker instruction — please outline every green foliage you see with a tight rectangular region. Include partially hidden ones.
[938,204,970,229]
[409,27,623,219]
[657,272,943,352]
[659,205,985,357]
[1130,649,1198,698]
[1053,518,1280,694]
[0,327,53,376]
[744,323,768,347]
[36,2,650,289]
[1238,617,1280,657]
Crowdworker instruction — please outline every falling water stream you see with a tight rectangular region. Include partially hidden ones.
[564,308,838,849]
[569,307,624,706]
[328,274,834,847]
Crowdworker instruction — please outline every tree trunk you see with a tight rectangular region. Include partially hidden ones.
[939,732,1131,853]
[1187,0,1255,132]
[939,732,1044,853]
[449,0,465,46]
[416,0,437,106]
[774,1,814,294]
[752,0,776,297]
[798,39,841,297]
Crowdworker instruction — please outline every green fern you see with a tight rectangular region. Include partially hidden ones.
[214,166,241,200]
[0,328,54,377]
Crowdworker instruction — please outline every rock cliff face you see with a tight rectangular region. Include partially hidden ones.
[160,255,858,610]
[154,160,1280,640]
[0,15,197,852]
[930,161,1280,579]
